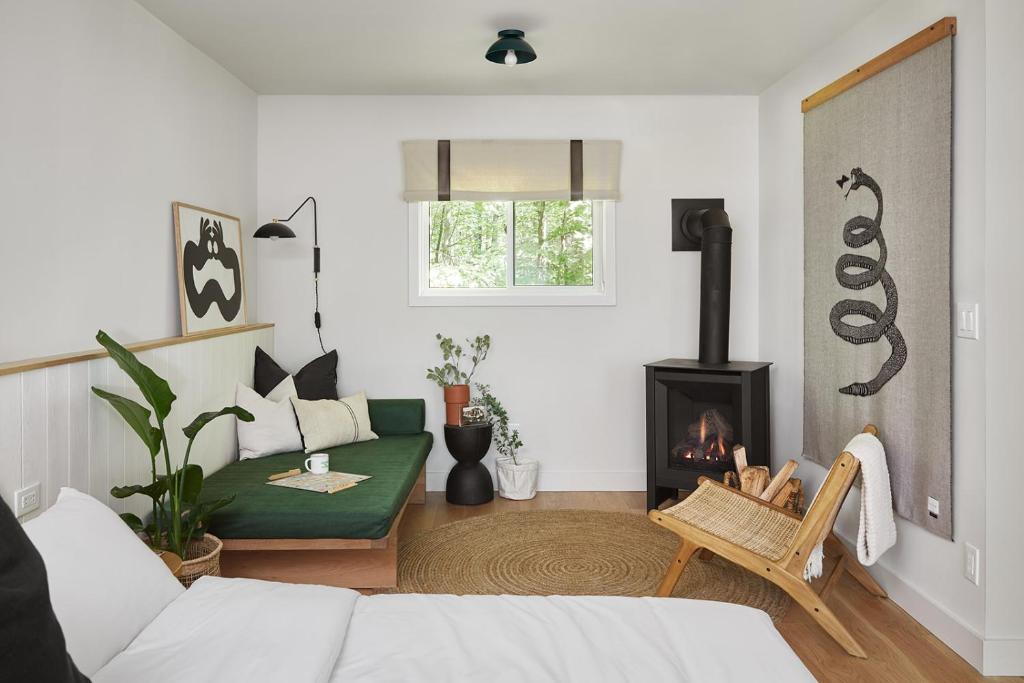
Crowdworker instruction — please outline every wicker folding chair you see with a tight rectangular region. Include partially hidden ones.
[648,425,881,658]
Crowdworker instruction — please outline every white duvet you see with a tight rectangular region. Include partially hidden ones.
[94,577,813,683]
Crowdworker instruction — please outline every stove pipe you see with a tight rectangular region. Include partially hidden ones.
[682,207,733,364]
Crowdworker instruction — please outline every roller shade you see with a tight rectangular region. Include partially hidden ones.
[402,139,621,202]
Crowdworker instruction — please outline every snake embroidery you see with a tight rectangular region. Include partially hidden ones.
[829,168,907,396]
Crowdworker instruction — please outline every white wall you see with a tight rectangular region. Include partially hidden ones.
[257,96,759,491]
[0,0,257,363]
[983,0,1024,674]
[758,0,996,670]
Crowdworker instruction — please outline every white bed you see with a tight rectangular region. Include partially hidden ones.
[27,489,814,682]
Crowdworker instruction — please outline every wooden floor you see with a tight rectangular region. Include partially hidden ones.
[400,491,1019,683]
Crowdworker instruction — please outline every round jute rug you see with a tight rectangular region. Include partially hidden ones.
[397,509,790,621]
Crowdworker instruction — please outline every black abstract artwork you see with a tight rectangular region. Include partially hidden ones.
[828,167,907,396]
[182,217,242,321]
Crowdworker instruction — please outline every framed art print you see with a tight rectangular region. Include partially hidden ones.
[172,202,248,335]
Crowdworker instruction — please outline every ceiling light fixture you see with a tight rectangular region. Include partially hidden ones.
[485,29,536,66]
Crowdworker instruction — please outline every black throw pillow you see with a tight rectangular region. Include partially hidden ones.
[254,346,339,400]
[0,499,89,683]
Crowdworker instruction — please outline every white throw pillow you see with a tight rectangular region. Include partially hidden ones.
[291,391,379,453]
[235,379,303,460]
[23,488,185,676]
[265,374,297,403]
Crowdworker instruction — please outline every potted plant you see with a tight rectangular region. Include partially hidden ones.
[426,333,490,426]
[474,384,538,500]
[90,330,253,586]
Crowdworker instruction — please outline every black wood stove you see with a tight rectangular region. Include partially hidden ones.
[644,359,771,509]
[646,200,772,509]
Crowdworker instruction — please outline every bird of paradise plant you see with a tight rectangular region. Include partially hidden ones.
[91,330,253,558]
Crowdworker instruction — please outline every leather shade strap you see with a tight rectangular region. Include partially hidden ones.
[437,140,451,201]
[570,139,583,201]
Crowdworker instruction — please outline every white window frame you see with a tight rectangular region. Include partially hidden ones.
[408,200,616,307]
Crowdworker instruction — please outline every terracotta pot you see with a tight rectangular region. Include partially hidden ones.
[443,384,470,426]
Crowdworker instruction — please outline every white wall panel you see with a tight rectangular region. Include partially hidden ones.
[0,326,273,520]
[20,370,47,522]
[45,366,70,508]
[0,375,22,510]
[68,362,90,493]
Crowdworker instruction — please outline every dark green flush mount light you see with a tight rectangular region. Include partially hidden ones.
[485,29,537,66]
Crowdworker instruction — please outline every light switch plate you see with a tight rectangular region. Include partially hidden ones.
[964,543,980,585]
[14,482,40,517]
[956,302,980,339]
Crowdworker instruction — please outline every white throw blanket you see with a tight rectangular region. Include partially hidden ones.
[803,431,896,580]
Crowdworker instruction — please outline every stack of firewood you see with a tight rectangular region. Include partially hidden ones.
[723,446,804,513]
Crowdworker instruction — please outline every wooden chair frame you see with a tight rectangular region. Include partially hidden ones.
[649,425,883,658]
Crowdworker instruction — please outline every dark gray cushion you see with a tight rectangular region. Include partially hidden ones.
[254,346,338,400]
[0,500,89,682]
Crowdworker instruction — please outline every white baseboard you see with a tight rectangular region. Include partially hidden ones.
[425,470,645,494]
[983,639,1024,676]
[834,531,985,672]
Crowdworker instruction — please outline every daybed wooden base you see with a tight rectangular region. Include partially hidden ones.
[219,465,426,589]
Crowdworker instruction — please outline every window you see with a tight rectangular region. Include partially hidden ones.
[409,200,615,306]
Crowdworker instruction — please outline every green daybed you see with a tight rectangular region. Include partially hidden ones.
[201,398,432,589]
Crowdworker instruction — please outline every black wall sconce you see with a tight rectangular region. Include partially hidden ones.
[255,196,327,354]
[672,198,733,365]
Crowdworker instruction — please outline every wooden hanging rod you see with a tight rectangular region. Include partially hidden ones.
[801,16,956,113]
[0,323,274,378]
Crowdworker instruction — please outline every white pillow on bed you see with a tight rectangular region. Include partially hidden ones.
[23,488,184,677]
[235,378,303,460]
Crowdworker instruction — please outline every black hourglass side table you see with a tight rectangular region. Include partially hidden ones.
[443,423,494,505]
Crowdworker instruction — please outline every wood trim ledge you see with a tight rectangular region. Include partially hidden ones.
[801,17,956,113]
[0,323,274,377]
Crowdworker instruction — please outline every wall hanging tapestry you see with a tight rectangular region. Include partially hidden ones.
[173,202,248,335]
[802,18,954,538]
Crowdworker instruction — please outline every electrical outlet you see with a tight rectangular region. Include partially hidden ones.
[964,543,980,585]
[927,496,940,518]
[14,482,41,517]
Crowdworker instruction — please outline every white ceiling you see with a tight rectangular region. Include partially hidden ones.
[136,0,885,95]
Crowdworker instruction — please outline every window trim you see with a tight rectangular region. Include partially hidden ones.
[408,200,616,307]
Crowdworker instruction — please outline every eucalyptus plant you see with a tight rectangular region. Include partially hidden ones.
[91,331,253,558]
[473,383,523,465]
[425,333,491,388]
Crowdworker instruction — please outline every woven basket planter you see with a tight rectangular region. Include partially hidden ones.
[177,533,223,588]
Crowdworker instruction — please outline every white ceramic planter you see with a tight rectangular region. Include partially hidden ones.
[496,457,539,500]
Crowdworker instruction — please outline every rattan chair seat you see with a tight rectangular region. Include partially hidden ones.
[661,482,800,561]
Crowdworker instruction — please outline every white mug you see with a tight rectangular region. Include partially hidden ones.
[304,453,329,475]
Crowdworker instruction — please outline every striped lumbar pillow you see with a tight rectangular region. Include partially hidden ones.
[290,391,379,453]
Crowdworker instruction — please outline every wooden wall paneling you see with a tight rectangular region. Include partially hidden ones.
[87,359,109,509]
[45,366,70,507]
[0,323,275,378]
[0,374,23,509]
[68,361,90,492]
[20,370,47,521]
